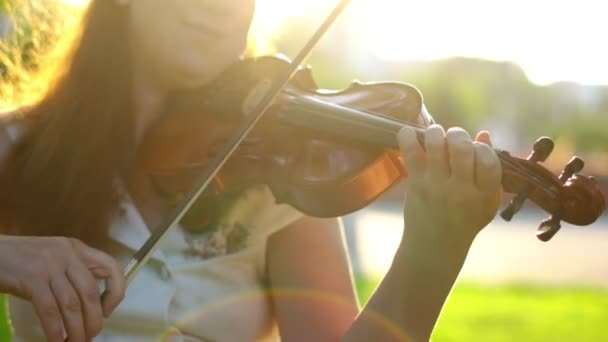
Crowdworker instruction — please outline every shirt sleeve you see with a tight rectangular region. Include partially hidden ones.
[218,185,305,275]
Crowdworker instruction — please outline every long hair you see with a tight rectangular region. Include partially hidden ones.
[0,1,134,247]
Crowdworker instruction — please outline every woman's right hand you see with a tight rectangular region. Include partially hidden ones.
[0,236,126,342]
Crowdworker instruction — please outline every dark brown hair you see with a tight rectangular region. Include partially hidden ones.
[0,1,134,247]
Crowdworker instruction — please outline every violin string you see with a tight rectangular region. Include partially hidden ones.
[289,93,560,191]
[315,95,559,190]
[403,122,560,192]
[495,153,559,192]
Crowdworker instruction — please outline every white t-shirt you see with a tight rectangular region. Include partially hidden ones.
[3,119,304,341]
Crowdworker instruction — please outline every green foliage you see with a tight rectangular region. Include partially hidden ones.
[406,61,608,153]
[290,39,608,154]
[1,0,55,70]
[0,0,78,106]
[434,284,608,342]
[547,113,608,153]
[1,279,607,340]
[356,278,608,342]
[0,295,10,341]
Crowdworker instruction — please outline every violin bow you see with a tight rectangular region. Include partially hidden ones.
[122,0,353,285]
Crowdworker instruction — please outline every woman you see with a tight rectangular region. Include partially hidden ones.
[0,0,502,341]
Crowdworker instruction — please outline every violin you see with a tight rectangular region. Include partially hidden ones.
[117,0,604,287]
[138,55,605,243]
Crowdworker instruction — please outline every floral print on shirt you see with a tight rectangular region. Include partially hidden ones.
[182,221,251,260]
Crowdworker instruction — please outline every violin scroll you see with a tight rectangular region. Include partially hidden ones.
[499,137,605,241]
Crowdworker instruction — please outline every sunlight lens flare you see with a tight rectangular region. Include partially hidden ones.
[254,0,608,85]
[59,0,89,6]
[53,0,608,84]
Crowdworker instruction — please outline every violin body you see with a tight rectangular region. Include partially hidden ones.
[139,56,431,228]
[138,55,605,239]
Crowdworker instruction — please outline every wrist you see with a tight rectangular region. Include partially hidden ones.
[396,223,476,273]
[403,220,477,251]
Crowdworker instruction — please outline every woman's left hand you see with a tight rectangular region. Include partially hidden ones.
[336,124,503,342]
[397,124,502,247]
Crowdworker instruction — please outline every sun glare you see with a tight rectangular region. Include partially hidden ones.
[59,0,88,6]
[254,0,608,85]
[54,0,608,85]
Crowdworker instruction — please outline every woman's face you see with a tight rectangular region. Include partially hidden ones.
[127,0,255,91]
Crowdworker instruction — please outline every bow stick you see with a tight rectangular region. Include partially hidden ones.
[121,0,353,286]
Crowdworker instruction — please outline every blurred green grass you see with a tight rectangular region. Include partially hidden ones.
[0,294,9,341]
[0,279,606,341]
[356,277,608,342]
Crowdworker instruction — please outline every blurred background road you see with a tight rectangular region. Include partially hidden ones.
[344,202,608,288]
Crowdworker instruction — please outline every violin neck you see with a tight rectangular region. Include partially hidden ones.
[279,95,425,149]
[280,95,508,159]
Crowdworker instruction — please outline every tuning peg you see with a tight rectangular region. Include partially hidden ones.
[500,199,521,221]
[536,214,562,242]
[558,156,584,183]
[500,137,555,221]
[529,137,554,162]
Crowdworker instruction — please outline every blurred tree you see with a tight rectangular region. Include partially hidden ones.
[0,0,11,37]
[0,0,82,106]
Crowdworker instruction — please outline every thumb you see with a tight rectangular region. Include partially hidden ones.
[73,240,126,317]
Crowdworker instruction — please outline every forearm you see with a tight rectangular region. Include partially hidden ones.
[342,226,475,342]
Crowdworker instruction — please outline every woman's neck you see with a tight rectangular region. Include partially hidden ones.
[133,68,169,144]
[131,69,174,230]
